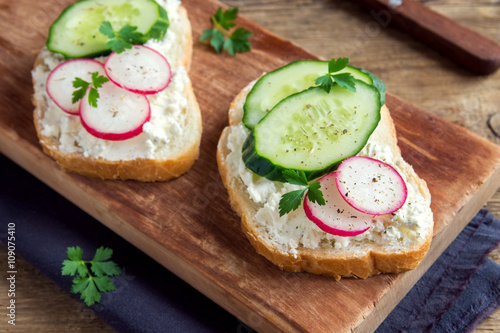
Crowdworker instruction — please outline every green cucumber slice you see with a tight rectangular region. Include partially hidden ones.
[359,67,386,105]
[242,81,381,182]
[243,60,385,129]
[47,0,169,59]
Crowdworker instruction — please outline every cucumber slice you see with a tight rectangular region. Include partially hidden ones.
[242,81,381,182]
[359,67,386,105]
[243,60,385,129]
[47,0,169,59]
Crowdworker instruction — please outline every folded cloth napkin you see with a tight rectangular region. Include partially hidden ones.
[376,209,500,332]
[1,153,499,333]
[0,154,241,333]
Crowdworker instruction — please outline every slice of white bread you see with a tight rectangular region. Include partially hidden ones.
[217,80,434,280]
[31,0,201,182]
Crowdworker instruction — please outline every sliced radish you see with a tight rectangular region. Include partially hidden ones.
[46,59,105,115]
[104,45,171,95]
[336,156,407,215]
[79,81,151,141]
[303,172,373,236]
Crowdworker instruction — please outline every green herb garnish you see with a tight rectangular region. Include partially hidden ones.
[315,57,357,93]
[200,7,252,56]
[99,21,146,54]
[278,170,325,216]
[72,72,109,108]
[62,246,121,306]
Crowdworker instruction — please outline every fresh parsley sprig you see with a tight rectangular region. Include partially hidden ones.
[62,246,121,306]
[278,170,325,216]
[200,7,252,56]
[72,72,109,108]
[315,57,357,93]
[99,21,146,54]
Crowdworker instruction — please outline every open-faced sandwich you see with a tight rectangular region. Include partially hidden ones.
[217,59,434,280]
[32,0,201,181]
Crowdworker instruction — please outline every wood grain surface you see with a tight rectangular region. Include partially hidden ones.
[1,0,500,332]
[353,0,500,75]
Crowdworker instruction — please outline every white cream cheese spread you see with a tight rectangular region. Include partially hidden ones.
[32,0,190,161]
[225,83,433,256]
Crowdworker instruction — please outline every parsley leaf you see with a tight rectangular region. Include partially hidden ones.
[62,246,121,306]
[91,71,108,88]
[62,246,87,276]
[99,21,146,54]
[67,245,83,261]
[278,170,326,216]
[315,57,357,93]
[315,74,335,94]
[282,169,308,186]
[201,7,252,56]
[90,246,121,277]
[92,246,113,262]
[78,277,101,306]
[72,78,90,104]
[214,7,238,30]
[331,72,357,92]
[328,57,349,73]
[118,24,144,45]
[93,276,116,292]
[61,259,81,276]
[72,72,109,108]
[279,188,307,216]
[225,27,252,56]
[201,29,225,53]
[99,21,115,39]
[307,181,326,205]
[87,88,101,108]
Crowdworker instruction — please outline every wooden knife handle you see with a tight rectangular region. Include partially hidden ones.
[353,0,500,75]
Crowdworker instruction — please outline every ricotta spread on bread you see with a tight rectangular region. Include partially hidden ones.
[223,82,433,257]
[32,0,190,161]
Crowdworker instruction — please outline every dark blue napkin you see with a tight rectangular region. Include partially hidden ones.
[0,153,243,333]
[1,152,499,333]
[376,208,500,333]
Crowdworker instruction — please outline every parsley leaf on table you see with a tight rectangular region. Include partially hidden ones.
[224,27,252,55]
[62,246,121,306]
[72,72,109,108]
[278,170,325,216]
[315,57,357,93]
[200,7,252,56]
[214,7,238,30]
[201,29,225,53]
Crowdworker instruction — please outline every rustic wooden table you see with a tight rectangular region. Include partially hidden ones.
[1,0,499,331]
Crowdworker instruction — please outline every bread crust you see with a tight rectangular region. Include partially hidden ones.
[32,4,201,182]
[217,83,433,280]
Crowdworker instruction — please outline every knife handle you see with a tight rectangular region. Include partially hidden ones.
[353,0,500,75]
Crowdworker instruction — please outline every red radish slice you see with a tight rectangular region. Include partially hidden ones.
[79,81,150,141]
[303,172,373,237]
[336,156,407,215]
[104,45,171,95]
[46,59,105,115]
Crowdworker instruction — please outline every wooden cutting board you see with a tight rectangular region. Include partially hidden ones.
[1,0,500,331]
